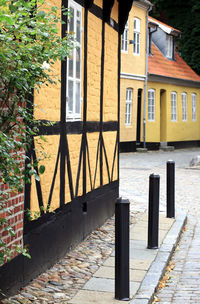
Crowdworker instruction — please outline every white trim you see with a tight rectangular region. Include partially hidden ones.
[166,35,173,59]
[148,89,155,121]
[192,93,197,121]
[121,20,129,52]
[133,18,140,55]
[66,0,82,121]
[181,92,187,121]
[120,72,146,81]
[133,1,152,10]
[171,91,177,121]
[125,88,133,126]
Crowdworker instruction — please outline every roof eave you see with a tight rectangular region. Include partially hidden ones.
[148,73,200,88]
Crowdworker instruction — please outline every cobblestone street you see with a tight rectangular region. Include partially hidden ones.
[120,148,200,303]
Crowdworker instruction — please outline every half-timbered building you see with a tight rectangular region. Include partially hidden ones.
[0,0,133,296]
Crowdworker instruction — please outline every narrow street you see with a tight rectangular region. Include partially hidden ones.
[120,148,200,303]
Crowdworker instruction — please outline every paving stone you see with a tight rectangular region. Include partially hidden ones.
[83,277,140,297]
[103,257,152,270]
[68,290,129,304]
[93,266,146,282]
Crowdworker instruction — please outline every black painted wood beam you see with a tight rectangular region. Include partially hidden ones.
[118,0,133,34]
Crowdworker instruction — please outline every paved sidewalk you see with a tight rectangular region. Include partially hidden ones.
[68,210,186,304]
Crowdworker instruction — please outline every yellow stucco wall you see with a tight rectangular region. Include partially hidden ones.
[146,81,200,143]
[120,79,145,142]
[30,1,119,215]
[104,23,118,122]
[121,3,147,76]
[120,2,147,143]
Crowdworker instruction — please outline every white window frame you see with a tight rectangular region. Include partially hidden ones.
[148,89,155,121]
[171,92,177,121]
[133,18,140,55]
[192,93,197,121]
[166,35,173,59]
[125,88,133,125]
[182,92,187,121]
[121,20,129,52]
[66,0,82,121]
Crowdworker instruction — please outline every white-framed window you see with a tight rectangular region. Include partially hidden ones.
[121,20,129,52]
[182,92,187,121]
[133,18,140,55]
[171,92,177,121]
[66,0,82,121]
[166,35,173,59]
[148,89,155,121]
[125,88,133,125]
[192,93,197,121]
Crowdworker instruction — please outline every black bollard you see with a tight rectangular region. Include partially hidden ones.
[167,160,175,218]
[147,174,160,249]
[115,198,130,301]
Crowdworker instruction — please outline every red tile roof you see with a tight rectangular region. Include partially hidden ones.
[148,43,200,83]
[148,16,181,34]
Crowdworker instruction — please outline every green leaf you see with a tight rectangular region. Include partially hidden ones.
[39,165,45,174]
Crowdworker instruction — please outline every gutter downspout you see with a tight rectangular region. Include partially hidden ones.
[143,5,152,149]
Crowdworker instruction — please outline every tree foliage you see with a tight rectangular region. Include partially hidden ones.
[0,0,73,265]
[150,0,200,76]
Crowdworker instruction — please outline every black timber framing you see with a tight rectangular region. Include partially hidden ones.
[38,120,118,135]
[0,181,118,298]
[0,0,135,298]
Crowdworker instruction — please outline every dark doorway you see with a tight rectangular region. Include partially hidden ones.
[136,89,142,143]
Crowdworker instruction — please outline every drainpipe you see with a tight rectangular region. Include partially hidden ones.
[143,5,152,149]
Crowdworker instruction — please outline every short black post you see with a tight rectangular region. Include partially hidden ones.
[167,160,175,218]
[115,198,130,301]
[147,174,160,249]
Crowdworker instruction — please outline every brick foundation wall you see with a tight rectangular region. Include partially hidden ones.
[0,147,24,264]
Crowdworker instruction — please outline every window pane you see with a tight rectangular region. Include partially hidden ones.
[76,12,81,43]
[68,80,73,113]
[68,52,74,78]
[76,47,81,79]
[75,82,81,114]
[134,33,136,53]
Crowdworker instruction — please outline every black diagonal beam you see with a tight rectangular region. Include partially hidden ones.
[47,143,61,211]
[31,141,44,215]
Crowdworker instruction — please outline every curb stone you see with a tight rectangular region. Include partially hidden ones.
[130,210,187,304]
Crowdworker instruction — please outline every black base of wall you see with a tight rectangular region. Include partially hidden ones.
[119,141,136,152]
[168,140,200,149]
[145,142,160,151]
[0,181,118,299]
[119,141,161,152]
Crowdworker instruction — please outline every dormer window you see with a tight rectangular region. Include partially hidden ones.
[166,35,173,59]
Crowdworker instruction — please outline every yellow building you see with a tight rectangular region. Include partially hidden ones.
[120,0,152,152]
[120,12,200,152]
[0,0,134,295]
[146,17,200,149]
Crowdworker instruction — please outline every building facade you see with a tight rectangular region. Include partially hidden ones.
[120,11,200,152]
[120,0,152,152]
[146,17,200,149]
[0,0,133,297]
